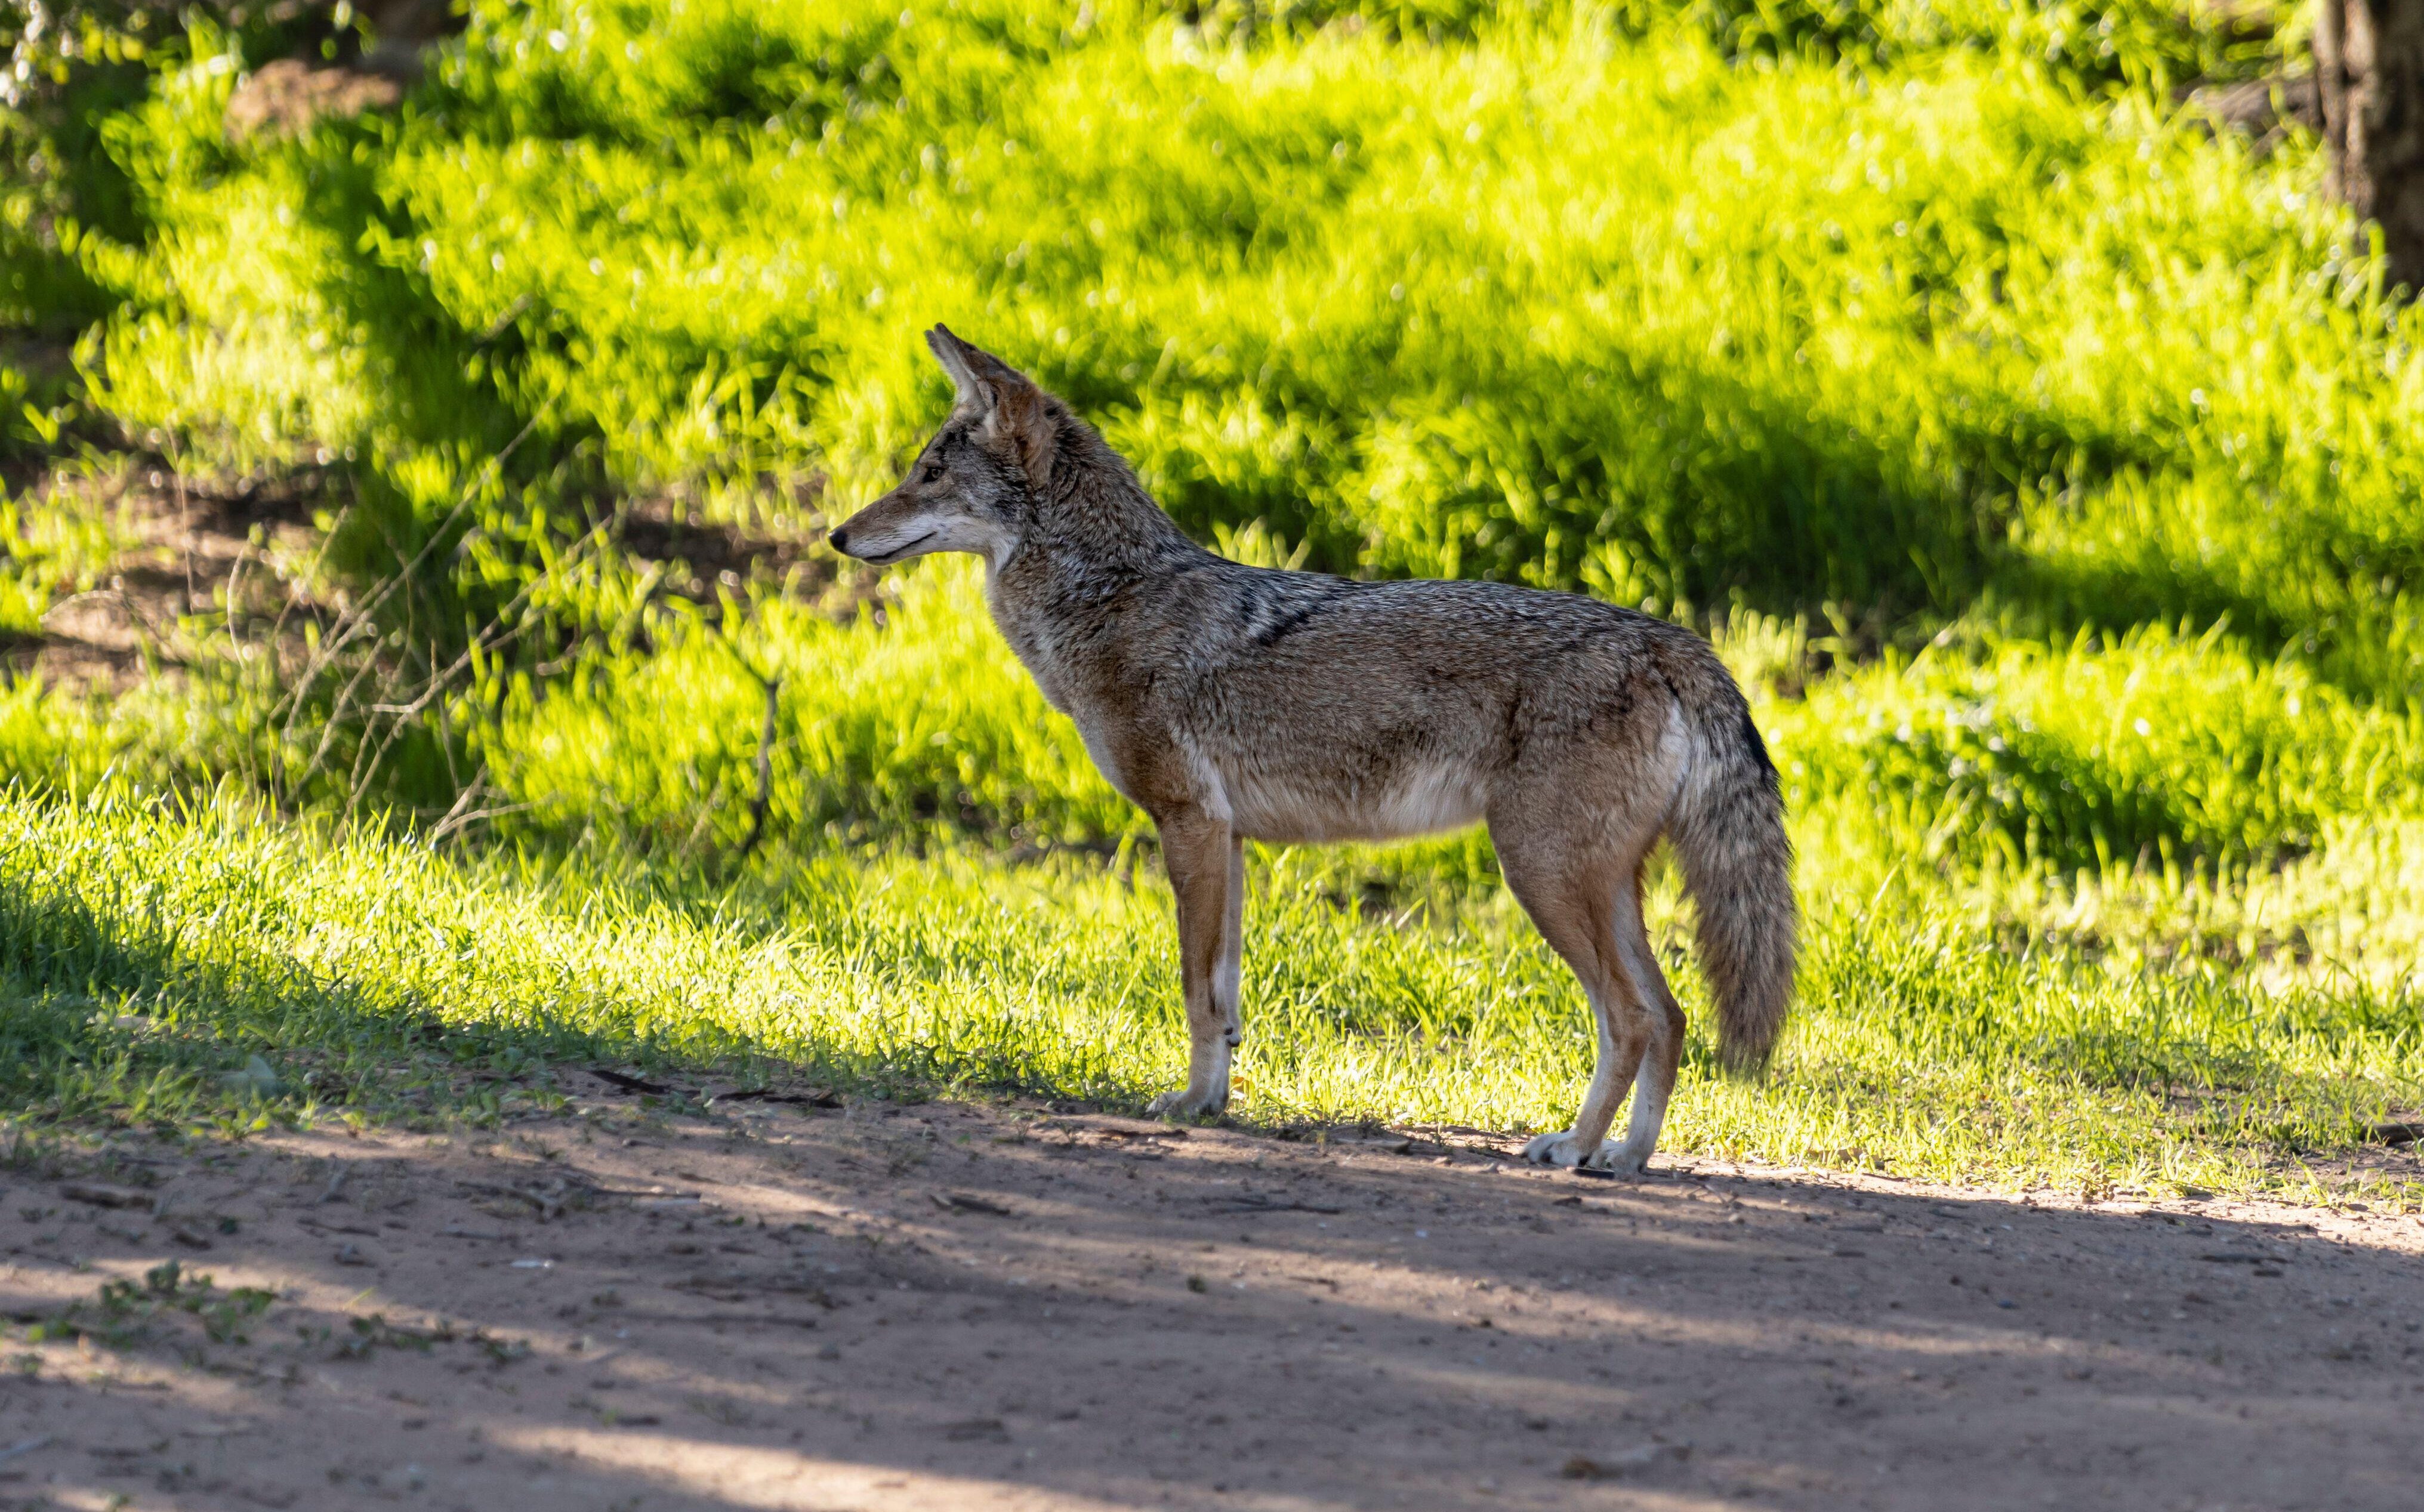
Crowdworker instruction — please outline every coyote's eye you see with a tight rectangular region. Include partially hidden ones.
[920,459,945,484]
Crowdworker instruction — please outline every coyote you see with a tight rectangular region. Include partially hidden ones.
[829,328,1796,1173]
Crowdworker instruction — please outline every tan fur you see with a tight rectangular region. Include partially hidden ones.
[831,328,1797,1170]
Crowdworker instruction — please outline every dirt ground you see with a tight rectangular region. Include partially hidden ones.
[3,1081,2420,1512]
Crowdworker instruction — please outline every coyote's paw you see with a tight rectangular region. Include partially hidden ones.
[1522,1130,1594,1167]
[1583,1143,1650,1178]
[1146,1085,1229,1118]
[1524,1130,1656,1175]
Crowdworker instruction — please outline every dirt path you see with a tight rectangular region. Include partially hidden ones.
[3,1085,2420,1511]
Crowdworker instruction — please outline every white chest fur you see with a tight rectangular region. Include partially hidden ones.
[1219,758,1488,844]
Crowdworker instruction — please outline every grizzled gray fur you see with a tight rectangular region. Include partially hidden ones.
[831,326,1796,1172]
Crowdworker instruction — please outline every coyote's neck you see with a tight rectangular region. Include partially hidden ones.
[983,462,1204,714]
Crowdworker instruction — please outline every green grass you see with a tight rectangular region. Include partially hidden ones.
[498,565,1139,851]
[76,4,2407,640]
[1779,625,2424,878]
[1,1,2420,1204]
[5,783,2417,1203]
[0,479,128,637]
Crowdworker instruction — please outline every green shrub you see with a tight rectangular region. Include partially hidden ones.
[1778,629,2424,880]
[83,2,2411,652]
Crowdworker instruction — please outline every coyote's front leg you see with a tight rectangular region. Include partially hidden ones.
[1146,811,1239,1117]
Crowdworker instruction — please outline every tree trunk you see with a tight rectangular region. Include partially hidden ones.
[2317,2,2424,294]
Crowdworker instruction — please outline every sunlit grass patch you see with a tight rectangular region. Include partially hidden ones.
[6,788,2416,1205]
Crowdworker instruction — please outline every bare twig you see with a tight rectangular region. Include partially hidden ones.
[425,773,532,848]
[607,1310,825,1329]
[259,411,547,800]
[739,669,782,858]
[194,411,616,826]
[459,1178,582,1222]
[424,803,533,846]
[704,617,782,860]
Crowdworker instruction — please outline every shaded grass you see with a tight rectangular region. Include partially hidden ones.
[1777,625,2424,878]
[7,786,2416,1204]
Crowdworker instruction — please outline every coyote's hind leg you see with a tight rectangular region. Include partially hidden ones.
[1494,827,1651,1171]
[1220,835,1244,1050]
[1587,863,1685,1175]
[1146,809,1239,1117]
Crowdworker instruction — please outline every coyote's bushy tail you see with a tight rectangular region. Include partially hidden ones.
[1664,671,1798,1075]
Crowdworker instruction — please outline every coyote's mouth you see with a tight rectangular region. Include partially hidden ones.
[861,529,936,564]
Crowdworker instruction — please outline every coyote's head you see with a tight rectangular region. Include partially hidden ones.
[826,326,1063,569]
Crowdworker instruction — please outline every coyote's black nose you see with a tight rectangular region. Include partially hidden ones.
[826,527,850,554]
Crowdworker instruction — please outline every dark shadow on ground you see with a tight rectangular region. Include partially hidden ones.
[3,1093,2420,1511]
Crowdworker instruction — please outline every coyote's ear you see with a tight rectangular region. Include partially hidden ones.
[926,325,996,409]
[926,325,1056,484]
